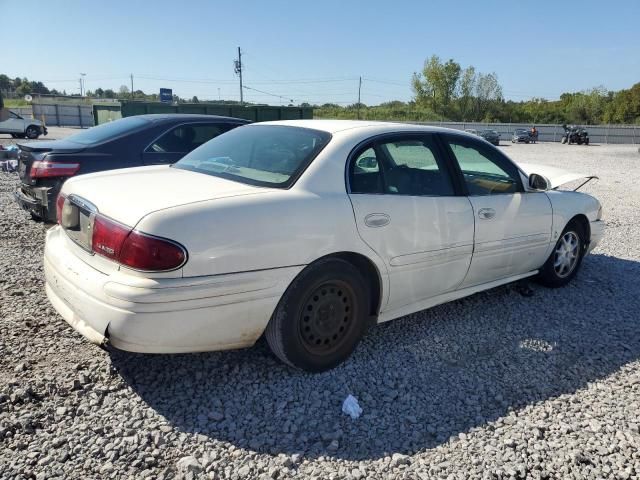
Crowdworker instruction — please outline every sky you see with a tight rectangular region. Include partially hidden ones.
[1,0,639,106]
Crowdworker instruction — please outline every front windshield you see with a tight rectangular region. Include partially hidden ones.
[65,116,150,145]
[174,125,331,188]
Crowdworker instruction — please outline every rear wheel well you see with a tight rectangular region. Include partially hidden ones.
[316,252,382,318]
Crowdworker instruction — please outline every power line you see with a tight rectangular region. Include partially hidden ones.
[243,85,295,104]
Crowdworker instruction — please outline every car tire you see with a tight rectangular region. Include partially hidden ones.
[25,126,40,140]
[561,137,567,144]
[536,220,587,288]
[585,138,590,145]
[265,258,370,372]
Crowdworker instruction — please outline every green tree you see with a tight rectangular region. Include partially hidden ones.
[0,74,11,93]
[474,72,502,121]
[457,66,476,120]
[412,55,461,115]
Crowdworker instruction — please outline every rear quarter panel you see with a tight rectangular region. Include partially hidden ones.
[134,189,389,283]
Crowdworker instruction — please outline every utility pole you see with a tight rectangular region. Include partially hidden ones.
[234,47,243,105]
[218,88,221,101]
[130,74,134,100]
[357,76,362,120]
[80,73,86,97]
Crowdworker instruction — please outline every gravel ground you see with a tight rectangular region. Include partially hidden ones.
[1,139,639,479]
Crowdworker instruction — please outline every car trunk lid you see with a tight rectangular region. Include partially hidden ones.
[17,140,86,183]
[60,163,271,241]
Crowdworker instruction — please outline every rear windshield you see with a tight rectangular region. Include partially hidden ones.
[65,116,150,145]
[174,125,331,188]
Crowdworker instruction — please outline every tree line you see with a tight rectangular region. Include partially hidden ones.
[0,74,220,105]
[318,55,640,125]
[3,62,640,125]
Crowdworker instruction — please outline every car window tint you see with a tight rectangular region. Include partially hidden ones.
[380,138,454,196]
[148,124,226,153]
[447,139,520,195]
[65,116,149,145]
[350,147,383,194]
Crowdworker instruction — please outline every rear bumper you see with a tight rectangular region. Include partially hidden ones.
[44,226,302,353]
[14,184,55,221]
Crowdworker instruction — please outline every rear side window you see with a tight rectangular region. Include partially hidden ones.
[175,125,331,188]
[349,135,454,196]
[445,136,521,195]
[65,116,149,145]
[147,123,228,153]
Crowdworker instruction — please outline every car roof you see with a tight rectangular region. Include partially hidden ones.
[254,119,479,138]
[135,114,251,124]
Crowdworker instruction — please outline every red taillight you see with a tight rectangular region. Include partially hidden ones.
[90,214,186,271]
[120,231,187,271]
[91,215,131,262]
[31,161,80,178]
[56,194,66,224]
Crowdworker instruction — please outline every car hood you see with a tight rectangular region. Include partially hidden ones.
[18,139,86,154]
[61,165,273,226]
[517,162,597,190]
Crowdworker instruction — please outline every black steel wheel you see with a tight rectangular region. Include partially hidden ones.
[298,280,357,356]
[265,258,370,372]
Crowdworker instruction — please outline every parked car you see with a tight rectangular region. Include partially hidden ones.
[44,120,604,372]
[14,114,250,222]
[479,129,500,146]
[512,128,532,143]
[464,128,500,146]
[0,110,47,139]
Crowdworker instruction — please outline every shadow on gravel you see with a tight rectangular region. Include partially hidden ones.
[111,253,640,461]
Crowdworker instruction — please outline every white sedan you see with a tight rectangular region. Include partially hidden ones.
[44,120,604,372]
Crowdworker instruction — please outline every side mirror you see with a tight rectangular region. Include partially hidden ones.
[529,173,550,191]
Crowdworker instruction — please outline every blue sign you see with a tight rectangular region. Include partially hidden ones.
[159,88,173,103]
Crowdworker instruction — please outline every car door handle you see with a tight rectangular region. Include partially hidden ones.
[364,213,390,228]
[478,208,496,220]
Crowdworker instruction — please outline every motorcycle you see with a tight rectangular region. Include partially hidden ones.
[561,124,590,145]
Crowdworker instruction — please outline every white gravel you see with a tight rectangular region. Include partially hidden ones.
[1,140,639,479]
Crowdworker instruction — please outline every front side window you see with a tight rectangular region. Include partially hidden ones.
[446,137,521,195]
[349,135,454,196]
[174,125,331,188]
[147,124,227,153]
